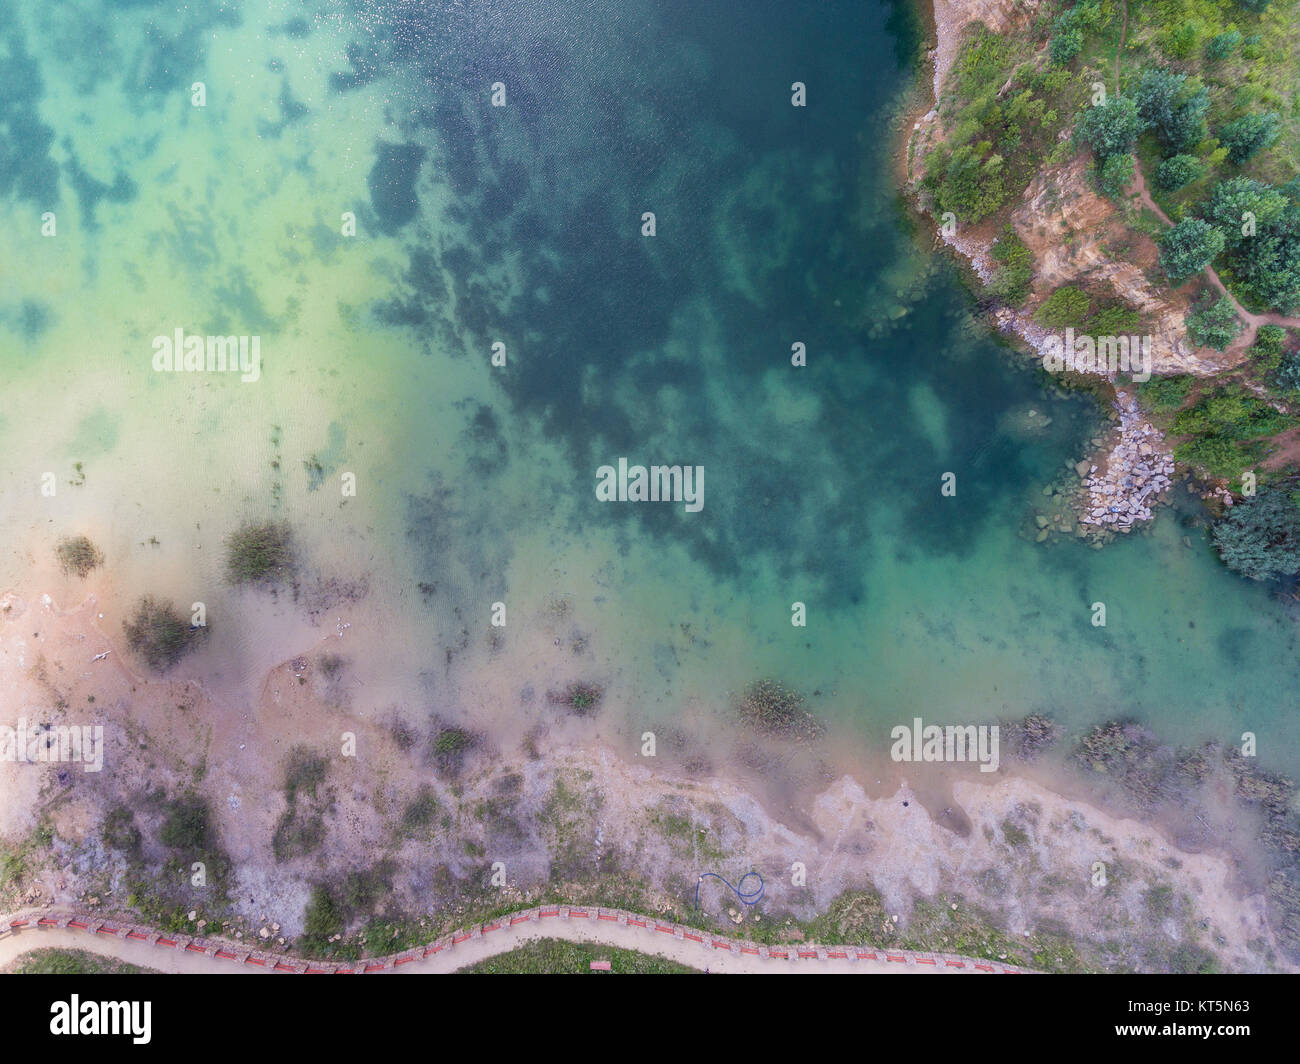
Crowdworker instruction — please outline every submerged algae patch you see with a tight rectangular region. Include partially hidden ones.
[368,141,427,233]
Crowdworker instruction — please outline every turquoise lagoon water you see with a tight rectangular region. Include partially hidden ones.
[1,0,1298,773]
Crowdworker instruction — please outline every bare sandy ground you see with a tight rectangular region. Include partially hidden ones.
[1,576,1290,972]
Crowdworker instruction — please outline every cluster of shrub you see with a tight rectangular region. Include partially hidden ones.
[1046,0,1107,67]
[1169,379,1294,482]
[922,27,1079,224]
[1054,0,1273,65]
[1139,327,1294,469]
[1211,482,1300,581]
[945,1,1293,325]
[1032,285,1143,333]
[1137,324,1300,580]
[1078,67,1280,191]
[120,521,295,673]
[1059,11,1295,322]
[1156,171,1300,329]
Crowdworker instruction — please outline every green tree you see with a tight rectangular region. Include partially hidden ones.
[1206,30,1242,60]
[1050,25,1083,65]
[1099,153,1134,200]
[1185,294,1243,350]
[1251,324,1287,372]
[1219,112,1281,164]
[1076,96,1144,160]
[1201,177,1287,249]
[1155,154,1204,191]
[1134,68,1208,152]
[1212,487,1300,581]
[1158,218,1226,283]
[1205,188,1300,314]
[1276,351,1300,391]
[1246,226,1300,315]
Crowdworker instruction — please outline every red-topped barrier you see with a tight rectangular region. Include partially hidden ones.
[1,906,1037,974]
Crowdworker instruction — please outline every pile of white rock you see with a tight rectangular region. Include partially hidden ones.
[1077,390,1175,534]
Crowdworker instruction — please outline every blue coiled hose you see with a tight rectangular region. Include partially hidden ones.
[694,870,764,909]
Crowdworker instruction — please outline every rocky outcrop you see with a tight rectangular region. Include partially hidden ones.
[1076,390,1176,534]
[1011,158,1230,377]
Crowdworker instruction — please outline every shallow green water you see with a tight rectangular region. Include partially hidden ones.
[1,0,1298,772]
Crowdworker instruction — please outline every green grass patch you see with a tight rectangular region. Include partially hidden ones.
[734,679,823,740]
[1138,374,1196,411]
[122,596,198,673]
[273,748,330,862]
[56,535,103,578]
[1170,383,1296,479]
[4,948,155,975]
[457,938,699,974]
[225,521,294,586]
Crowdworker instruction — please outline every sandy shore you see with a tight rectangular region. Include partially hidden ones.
[1,581,1291,972]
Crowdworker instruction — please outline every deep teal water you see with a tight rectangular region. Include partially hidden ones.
[2,0,1299,775]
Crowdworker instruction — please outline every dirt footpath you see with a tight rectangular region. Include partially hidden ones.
[0,908,1032,975]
